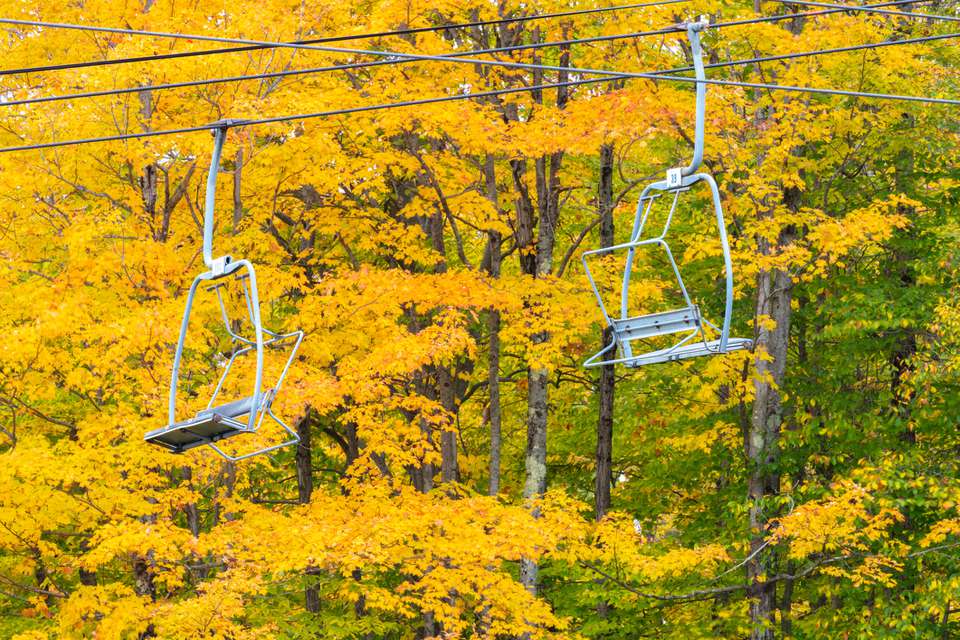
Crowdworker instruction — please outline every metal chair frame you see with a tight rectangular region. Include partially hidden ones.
[582,21,752,368]
[144,120,304,461]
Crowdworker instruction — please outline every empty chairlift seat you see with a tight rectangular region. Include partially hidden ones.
[144,395,264,453]
[582,20,751,369]
[145,120,304,462]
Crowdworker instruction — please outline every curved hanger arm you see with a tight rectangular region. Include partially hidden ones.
[203,125,227,269]
[680,21,707,177]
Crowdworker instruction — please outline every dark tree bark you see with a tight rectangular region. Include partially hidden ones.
[296,409,314,505]
[295,409,321,614]
[890,136,918,444]
[232,148,244,233]
[438,366,459,484]
[517,27,571,600]
[483,154,503,496]
[595,142,616,521]
[746,186,798,640]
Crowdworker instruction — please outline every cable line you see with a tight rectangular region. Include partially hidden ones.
[0,0,940,80]
[9,25,959,109]
[653,29,960,75]
[0,0,954,151]
[1,57,957,155]
[0,0,690,77]
[0,0,942,112]
[0,77,614,153]
[768,0,960,23]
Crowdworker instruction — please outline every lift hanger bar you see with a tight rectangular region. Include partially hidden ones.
[0,0,691,77]
[768,0,960,23]
[8,26,959,109]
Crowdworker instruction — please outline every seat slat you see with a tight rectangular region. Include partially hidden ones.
[144,413,249,453]
[197,396,256,419]
[624,337,752,368]
[613,306,700,341]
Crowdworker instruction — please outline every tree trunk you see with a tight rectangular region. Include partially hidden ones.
[232,148,243,233]
[296,409,314,505]
[519,366,548,595]
[518,28,569,602]
[746,187,798,640]
[483,155,503,496]
[890,135,917,444]
[515,155,549,596]
[295,410,321,614]
[595,142,616,521]
[438,366,459,484]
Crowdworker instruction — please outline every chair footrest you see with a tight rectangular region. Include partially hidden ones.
[613,307,700,341]
[624,337,752,368]
[144,413,250,453]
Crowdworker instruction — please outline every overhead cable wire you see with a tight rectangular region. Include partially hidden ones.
[0,0,955,152]
[0,0,691,77]
[0,0,940,104]
[0,0,943,80]
[1,60,958,154]
[0,77,615,153]
[0,0,945,113]
[653,29,960,75]
[9,26,960,109]
[768,0,960,23]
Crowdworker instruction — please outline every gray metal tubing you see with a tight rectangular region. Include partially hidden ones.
[206,327,304,461]
[203,127,227,268]
[696,172,733,350]
[168,260,247,425]
[582,255,614,328]
[657,190,697,309]
[183,260,264,431]
[168,273,208,425]
[207,342,253,409]
[659,190,682,238]
[583,339,619,368]
[272,330,304,396]
[682,22,706,177]
[660,241,696,310]
[621,182,660,318]
[215,281,291,345]
[239,275,286,338]
[208,405,300,462]
[583,235,675,324]
[235,259,265,432]
[213,285,258,346]
[240,275,257,327]
[167,261,236,423]
[205,328,300,421]
[621,180,691,318]
[213,286,232,335]
[634,194,660,241]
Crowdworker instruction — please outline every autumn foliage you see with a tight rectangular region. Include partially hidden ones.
[1,0,959,638]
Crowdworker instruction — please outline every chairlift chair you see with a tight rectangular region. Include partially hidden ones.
[582,21,752,368]
[144,120,304,461]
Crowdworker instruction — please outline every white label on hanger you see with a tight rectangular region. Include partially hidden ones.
[666,168,683,188]
[211,255,231,276]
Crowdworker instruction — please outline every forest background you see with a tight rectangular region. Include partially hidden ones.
[1,0,959,638]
